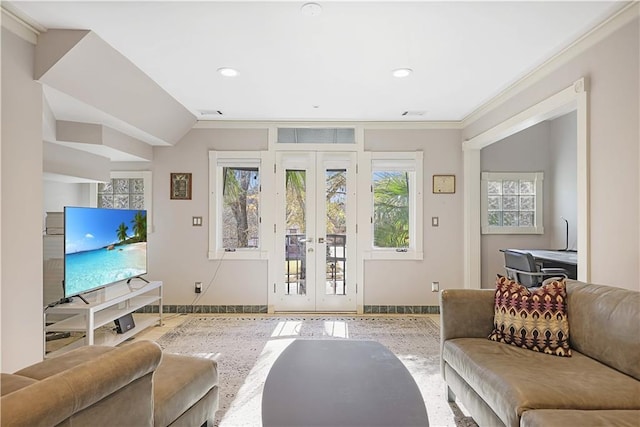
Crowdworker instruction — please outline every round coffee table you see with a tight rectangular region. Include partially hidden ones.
[262,339,429,427]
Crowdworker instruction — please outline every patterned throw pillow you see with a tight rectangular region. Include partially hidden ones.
[489,275,572,357]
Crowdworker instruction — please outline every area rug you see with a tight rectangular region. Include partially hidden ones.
[156,315,477,427]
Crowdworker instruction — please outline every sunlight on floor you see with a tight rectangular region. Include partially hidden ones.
[323,320,349,338]
[220,338,294,427]
[270,320,302,337]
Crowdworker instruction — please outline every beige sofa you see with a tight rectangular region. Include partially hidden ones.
[440,281,640,427]
[0,340,218,427]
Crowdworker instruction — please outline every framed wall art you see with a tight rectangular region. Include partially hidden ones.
[170,173,192,200]
[432,174,455,194]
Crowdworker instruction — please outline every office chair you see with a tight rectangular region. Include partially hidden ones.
[503,249,569,288]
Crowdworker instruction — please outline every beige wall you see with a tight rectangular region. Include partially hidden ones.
[146,127,463,307]
[464,18,639,290]
[364,129,464,305]
[1,28,44,371]
[149,129,269,305]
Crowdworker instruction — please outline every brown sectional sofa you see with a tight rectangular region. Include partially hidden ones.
[440,280,640,427]
[0,340,218,427]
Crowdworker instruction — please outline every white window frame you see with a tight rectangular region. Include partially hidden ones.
[208,151,268,260]
[481,171,544,234]
[364,151,423,260]
[90,171,153,234]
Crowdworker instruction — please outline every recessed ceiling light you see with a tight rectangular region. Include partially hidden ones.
[217,67,238,77]
[392,68,413,78]
[301,2,322,16]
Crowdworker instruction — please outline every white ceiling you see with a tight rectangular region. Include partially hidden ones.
[7,1,626,123]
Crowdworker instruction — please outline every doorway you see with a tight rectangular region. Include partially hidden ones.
[273,151,357,312]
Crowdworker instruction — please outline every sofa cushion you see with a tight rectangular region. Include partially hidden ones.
[443,338,640,427]
[16,345,115,379]
[0,373,37,396]
[520,409,640,427]
[566,281,640,380]
[489,276,571,356]
[153,352,218,427]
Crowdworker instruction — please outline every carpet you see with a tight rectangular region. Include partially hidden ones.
[156,315,477,427]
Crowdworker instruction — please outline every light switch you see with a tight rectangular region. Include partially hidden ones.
[432,217,439,227]
[192,216,203,226]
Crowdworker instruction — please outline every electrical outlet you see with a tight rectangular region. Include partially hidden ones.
[431,281,439,292]
[432,217,439,227]
[195,282,202,293]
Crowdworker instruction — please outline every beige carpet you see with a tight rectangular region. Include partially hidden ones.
[156,315,477,427]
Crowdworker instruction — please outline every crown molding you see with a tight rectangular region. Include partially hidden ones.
[1,5,43,44]
[461,1,639,129]
[193,120,463,130]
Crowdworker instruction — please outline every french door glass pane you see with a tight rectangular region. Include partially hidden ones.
[285,170,306,295]
[326,169,346,295]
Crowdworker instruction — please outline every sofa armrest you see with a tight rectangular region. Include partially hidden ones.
[440,289,495,342]
[1,341,162,427]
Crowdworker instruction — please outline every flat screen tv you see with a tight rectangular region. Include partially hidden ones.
[64,206,148,299]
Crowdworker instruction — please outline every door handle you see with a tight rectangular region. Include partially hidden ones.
[318,237,325,243]
[308,248,314,252]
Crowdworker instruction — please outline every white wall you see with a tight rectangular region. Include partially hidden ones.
[1,28,44,371]
[43,181,90,230]
[480,120,552,287]
[480,112,577,288]
[464,18,639,290]
[549,111,577,251]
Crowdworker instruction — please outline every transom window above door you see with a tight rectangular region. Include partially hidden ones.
[277,128,356,144]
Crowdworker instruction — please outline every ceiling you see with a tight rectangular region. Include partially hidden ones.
[6,1,626,123]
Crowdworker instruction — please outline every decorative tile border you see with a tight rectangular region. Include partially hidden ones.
[363,305,440,315]
[136,305,439,315]
[136,305,268,314]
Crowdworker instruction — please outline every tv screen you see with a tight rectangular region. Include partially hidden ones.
[64,206,148,298]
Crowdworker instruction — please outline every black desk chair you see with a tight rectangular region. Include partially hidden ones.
[503,250,569,288]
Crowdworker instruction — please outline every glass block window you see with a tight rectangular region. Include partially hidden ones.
[98,178,145,209]
[481,172,544,234]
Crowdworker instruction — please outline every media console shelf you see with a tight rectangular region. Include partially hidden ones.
[44,280,163,358]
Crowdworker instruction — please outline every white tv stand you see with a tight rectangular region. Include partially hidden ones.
[44,280,162,358]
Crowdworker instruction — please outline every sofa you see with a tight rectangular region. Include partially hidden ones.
[0,340,218,427]
[440,280,640,427]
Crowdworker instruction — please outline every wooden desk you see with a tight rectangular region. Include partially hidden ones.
[506,249,578,279]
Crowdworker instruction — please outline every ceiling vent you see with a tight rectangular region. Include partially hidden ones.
[199,110,223,116]
[401,111,426,117]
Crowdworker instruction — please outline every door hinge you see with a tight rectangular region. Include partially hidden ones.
[274,283,276,293]
[274,224,276,233]
[274,164,276,173]
[356,164,358,174]
[355,224,358,233]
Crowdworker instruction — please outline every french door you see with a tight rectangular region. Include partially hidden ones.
[273,151,357,312]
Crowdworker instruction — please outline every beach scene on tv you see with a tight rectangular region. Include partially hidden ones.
[65,207,147,297]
